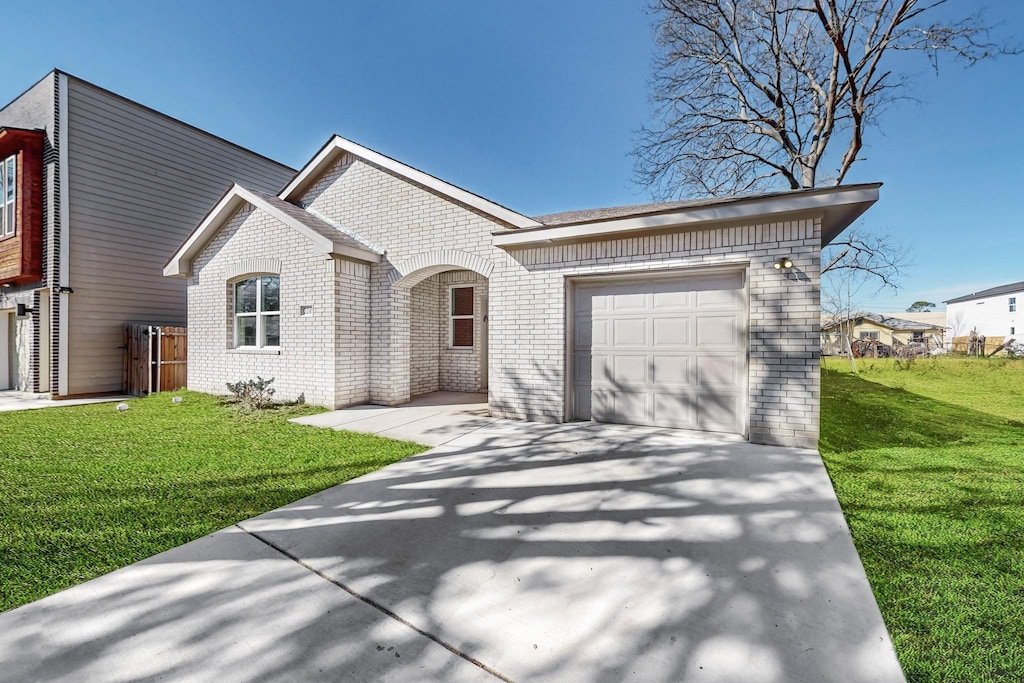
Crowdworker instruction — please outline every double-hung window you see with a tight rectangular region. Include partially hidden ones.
[234,275,280,348]
[1,154,15,238]
[1010,297,1017,313]
[450,286,474,348]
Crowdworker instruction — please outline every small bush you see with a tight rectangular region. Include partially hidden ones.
[226,376,277,411]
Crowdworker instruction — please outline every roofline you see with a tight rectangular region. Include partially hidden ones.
[279,135,542,229]
[164,184,380,278]
[944,281,1024,304]
[0,71,56,118]
[51,69,296,174]
[821,316,945,332]
[493,184,880,249]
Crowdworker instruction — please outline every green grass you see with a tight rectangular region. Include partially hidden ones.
[0,391,425,612]
[820,357,1024,682]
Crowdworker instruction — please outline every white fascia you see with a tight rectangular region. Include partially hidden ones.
[280,135,541,229]
[493,185,881,249]
[164,185,380,278]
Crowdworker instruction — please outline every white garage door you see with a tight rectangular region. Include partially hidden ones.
[572,271,747,435]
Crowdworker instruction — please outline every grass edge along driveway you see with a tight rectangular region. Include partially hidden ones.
[0,391,425,612]
[820,357,1024,683]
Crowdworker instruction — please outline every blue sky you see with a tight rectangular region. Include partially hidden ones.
[4,1,1021,312]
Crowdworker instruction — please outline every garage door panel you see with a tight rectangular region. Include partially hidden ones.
[652,288,692,309]
[653,393,697,428]
[696,355,740,388]
[652,355,691,385]
[573,272,747,436]
[593,390,648,423]
[653,317,690,346]
[610,292,645,310]
[696,315,740,347]
[612,355,648,384]
[697,392,742,432]
[612,318,647,346]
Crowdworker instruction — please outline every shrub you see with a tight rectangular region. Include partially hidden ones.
[225,376,277,411]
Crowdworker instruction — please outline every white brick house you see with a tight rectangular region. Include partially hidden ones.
[166,136,879,448]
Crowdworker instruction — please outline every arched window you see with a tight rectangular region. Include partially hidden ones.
[234,275,280,348]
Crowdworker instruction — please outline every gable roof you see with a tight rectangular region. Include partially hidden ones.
[164,184,381,277]
[822,312,945,332]
[944,280,1024,304]
[496,183,881,248]
[279,135,541,229]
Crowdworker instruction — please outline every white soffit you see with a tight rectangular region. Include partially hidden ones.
[493,184,881,249]
[280,135,541,229]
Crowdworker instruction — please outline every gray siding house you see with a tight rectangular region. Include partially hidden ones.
[0,71,294,396]
[168,135,879,448]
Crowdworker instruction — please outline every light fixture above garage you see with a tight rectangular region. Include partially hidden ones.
[773,257,794,271]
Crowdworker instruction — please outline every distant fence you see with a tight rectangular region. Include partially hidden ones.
[123,324,187,396]
[951,335,1005,355]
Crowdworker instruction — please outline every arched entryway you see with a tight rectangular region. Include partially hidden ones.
[385,250,491,406]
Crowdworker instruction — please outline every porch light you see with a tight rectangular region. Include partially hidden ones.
[773,257,794,271]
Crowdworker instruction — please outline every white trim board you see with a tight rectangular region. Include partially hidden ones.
[493,184,880,249]
[279,135,541,230]
[164,184,380,278]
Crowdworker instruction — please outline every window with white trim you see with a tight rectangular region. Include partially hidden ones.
[234,275,280,348]
[859,331,880,340]
[449,286,474,348]
[1010,297,1016,313]
[1,154,15,238]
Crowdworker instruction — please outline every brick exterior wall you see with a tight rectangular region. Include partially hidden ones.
[495,219,822,448]
[186,152,823,448]
[187,204,370,408]
[409,278,440,395]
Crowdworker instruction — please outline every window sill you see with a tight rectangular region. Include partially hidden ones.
[229,347,281,355]
[448,346,475,351]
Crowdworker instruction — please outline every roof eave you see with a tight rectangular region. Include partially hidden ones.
[164,186,247,278]
[163,184,382,278]
[492,184,881,249]
[280,135,541,229]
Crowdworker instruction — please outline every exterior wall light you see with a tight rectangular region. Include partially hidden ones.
[773,257,794,270]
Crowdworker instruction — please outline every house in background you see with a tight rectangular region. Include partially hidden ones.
[945,281,1022,340]
[821,311,947,348]
[167,134,880,448]
[0,70,294,396]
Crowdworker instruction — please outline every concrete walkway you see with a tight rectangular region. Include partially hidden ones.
[0,420,906,683]
[0,390,131,412]
[291,391,496,445]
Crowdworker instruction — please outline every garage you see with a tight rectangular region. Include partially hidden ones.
[571,270,748,435]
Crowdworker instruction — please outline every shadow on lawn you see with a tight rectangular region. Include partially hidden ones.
[0,423,903,683]
[819,368,1024,454]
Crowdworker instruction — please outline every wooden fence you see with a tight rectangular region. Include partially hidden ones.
[123,324,187,396]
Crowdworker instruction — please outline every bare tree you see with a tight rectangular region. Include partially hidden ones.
[637,0,1012,196]
[635,0,1013,286]
[821,225,909,286]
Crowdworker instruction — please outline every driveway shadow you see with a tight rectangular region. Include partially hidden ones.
[0,423,905,682]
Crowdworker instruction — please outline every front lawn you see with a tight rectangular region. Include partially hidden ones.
[0,391,425,613]
[820,357,1024,682]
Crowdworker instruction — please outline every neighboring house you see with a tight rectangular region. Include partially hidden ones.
[166,135,880,448]
[0,71,294,396]
[945,281,1022,340]
[822,312,946,347]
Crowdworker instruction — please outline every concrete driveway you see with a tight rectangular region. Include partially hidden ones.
[0,420,905,682]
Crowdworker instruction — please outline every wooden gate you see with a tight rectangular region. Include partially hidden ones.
[123,324,187,396]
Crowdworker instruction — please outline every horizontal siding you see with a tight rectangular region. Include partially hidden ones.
[65,78,295,394]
